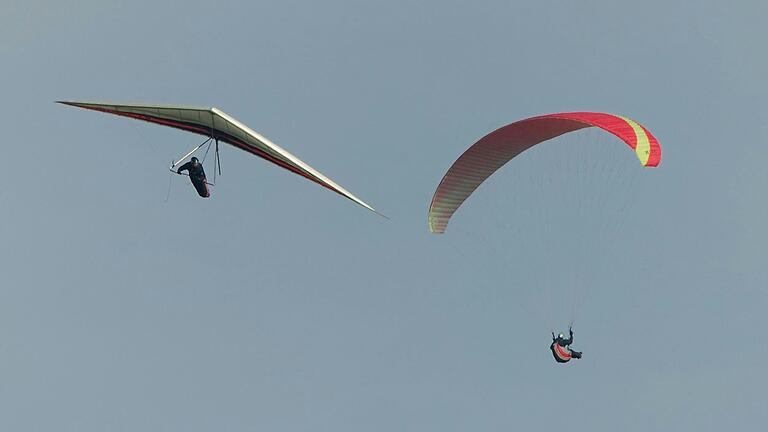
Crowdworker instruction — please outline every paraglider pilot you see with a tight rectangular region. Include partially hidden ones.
[176,157,210,198]
[550,327,582,363]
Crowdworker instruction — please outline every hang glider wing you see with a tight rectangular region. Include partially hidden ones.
[57,101,379,214]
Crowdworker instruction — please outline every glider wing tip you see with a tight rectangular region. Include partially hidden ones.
[56,100,84,108]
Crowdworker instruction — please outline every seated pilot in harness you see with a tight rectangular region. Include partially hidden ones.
[550,327,582,363]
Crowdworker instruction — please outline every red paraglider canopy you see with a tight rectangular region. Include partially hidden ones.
[428,112,661,233]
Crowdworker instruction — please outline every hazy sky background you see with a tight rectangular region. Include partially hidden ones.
[2,1,767,431]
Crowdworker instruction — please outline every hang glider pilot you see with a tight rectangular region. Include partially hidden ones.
[176,157,210,198]
[550,327,582,363]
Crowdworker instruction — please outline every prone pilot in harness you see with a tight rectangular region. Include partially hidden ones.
[550,327,582,363]
[176,157,210,198]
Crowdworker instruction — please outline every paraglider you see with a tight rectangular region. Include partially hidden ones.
[428,112,663,361]
[550,327,582,363]
[57,101,381,214]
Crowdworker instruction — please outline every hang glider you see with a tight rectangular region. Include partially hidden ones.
[57,101,381,215]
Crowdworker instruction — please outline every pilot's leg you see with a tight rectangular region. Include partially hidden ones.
[190,177,210,198]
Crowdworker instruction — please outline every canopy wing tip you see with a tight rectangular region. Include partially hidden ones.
[428,214,447,234]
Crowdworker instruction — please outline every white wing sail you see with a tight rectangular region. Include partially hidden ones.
[58,101,380,214]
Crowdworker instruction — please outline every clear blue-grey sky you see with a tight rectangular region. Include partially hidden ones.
[2,1,767,431]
